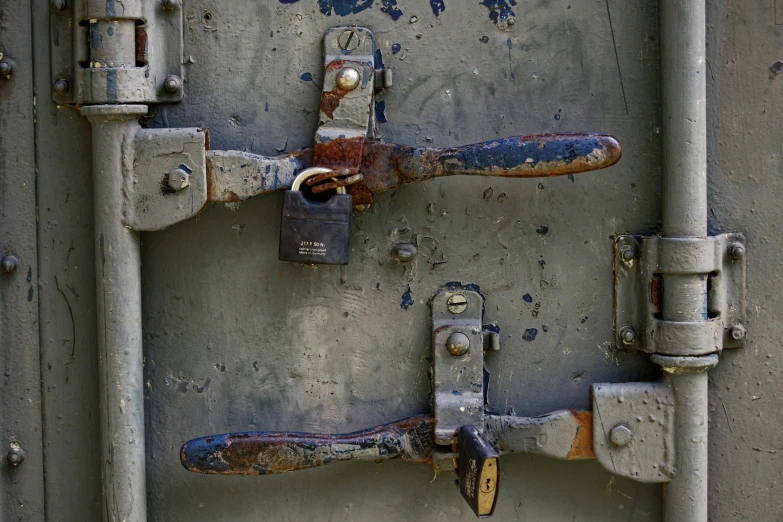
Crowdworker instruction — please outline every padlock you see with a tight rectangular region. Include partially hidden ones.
[455,425,500,518]
[279,167,352,265]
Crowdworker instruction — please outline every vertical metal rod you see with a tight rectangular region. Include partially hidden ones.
[82,105,149,522]
[659,0,715,520]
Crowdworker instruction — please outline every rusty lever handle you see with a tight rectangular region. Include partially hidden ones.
[206,133,621,206]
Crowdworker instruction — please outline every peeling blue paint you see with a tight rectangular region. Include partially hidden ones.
[89,23,102,50]
[568,174,575,182]
[300,72,313,82]
[318,0,374,16]
[429,0,445,15]
[536,225,549,235]
[580,316,588,323]
[522,293,533,303]
[381,0,403,20]
[522,328,538,342]
[265,102,269,112]
[444,281,482,294]
[375,101,387,123]
[106,69,117,101]
[374,49,385,70]
[391,43,401,54]
[539,258,546,268]
[105,0,116,17]
[481,0,517,23]
[483,323,500,334]
[542,325,549,332]
[400,286,413,309]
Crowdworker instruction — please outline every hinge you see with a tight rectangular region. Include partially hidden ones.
[614,233,747,354]
[50,0,184,104]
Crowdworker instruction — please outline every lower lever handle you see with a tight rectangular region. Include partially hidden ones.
[181,415,435,475]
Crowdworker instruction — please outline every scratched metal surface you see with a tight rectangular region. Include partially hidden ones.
[25,0,783,520]
[143,1,662,520]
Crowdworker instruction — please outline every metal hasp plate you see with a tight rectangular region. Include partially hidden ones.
[50,0,183,104]
[127,128,208,231]
[592,380,675,483]
[431,286,485,446]
[614,233,747,354]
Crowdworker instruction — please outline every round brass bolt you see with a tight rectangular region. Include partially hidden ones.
[336,67,361,91]
[446,332,470,357]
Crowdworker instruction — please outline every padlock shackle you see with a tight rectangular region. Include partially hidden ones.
[291,167,334,191]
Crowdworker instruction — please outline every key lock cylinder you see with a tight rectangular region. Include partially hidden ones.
[279,167,352,265]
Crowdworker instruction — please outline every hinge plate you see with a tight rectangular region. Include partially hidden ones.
[50,1,183,104]
[614,233,747,353]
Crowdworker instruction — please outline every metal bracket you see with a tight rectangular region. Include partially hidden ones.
[125,127,207,231]
[614,233,747,354]
[592,380,675,483]
[431,285,486,446]
[50,0,184,104]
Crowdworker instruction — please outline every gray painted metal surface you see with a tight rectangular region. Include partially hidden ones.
[0,0,775,520]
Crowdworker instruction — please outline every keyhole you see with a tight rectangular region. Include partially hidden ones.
[481,477,496,493]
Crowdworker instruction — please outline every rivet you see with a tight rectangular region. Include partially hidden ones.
[51,0,67,12]
[0,58,15,78]
[1,255,18,275]
[7,446,25,466]
[446,293,468,314]
[163,75,182,94]
[335,67,361,91]
[54,77,70,95]
[728,324,746,341]
[161,0,179,10]
[609,424,632,447]
[391,243,417,263]
[446,332,470,357]
[728,242,745,260]
[619,244,637,263]
[619,325,636,345]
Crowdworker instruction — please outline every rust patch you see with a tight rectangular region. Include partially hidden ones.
[567,410,595,460]
[135,24,148,65]
[650,275,663,314]
[321,88,349,120]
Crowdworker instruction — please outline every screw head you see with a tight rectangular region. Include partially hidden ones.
[168,168,190,191]
[337,30,361,51]
[1,255,18,275]
[619,245,637,263]
[0,58,15,78]
[391,243,417,263]
[446,332,470,357]
[161,0,179,10]
[54,77,70,95]
[610,424,633,447]
[163,75,182,94]
[729,324,746,341]
[728,242,745,260]
[619,325,636,345]
[51,0,67,12]
[446,293,468,314]
[335,67,361,91]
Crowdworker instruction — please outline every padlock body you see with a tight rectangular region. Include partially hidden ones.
[279,191,352,265]
[456,425,500,518]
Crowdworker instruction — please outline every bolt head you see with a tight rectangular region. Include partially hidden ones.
[1,255,18,275]
[51,0,67,12]
[337,30,361,51]
[335,67,361,91]
[610,424,633,447]
[619,245,637,263]
[0,58,15,77]
[391,243,417,262]
[168,168,190,191]
[728,242,745,260]
[163,75,181,94]
[446,332,470,357]
[161,0,179,10]
[54,78,70,95]
[446,293,468,314]
[619,325,636,345]
[729,324,746,341]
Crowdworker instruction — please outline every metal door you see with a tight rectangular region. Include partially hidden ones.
[1,0,781,520]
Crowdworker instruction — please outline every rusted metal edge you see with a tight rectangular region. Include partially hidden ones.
[180,415,435,475]
[205,133,621,206]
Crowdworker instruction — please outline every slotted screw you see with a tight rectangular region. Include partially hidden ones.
[447,294,468,314]
[338,30,361,51]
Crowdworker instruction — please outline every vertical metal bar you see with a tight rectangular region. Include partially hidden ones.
[81,104,148,522]
[659,0,715,520]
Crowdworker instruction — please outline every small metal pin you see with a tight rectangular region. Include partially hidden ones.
[335,67,361,91]
[446,332,470,357]
[391,243,417,263]
[1,255,18,275]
